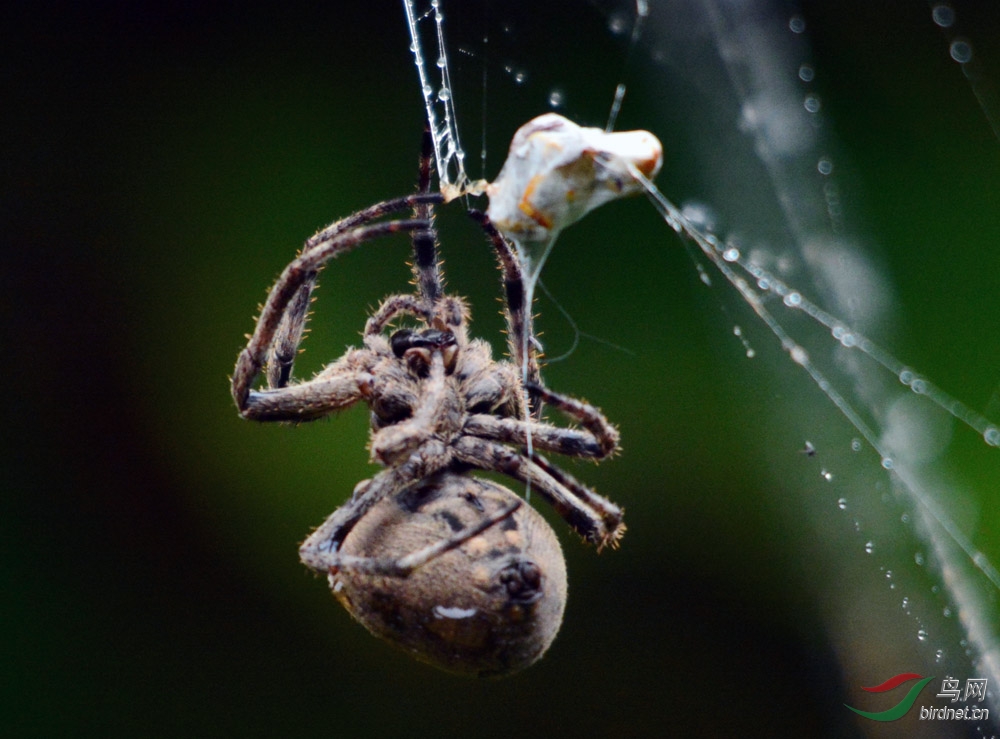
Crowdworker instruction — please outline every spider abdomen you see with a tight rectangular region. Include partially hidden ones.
[330,474,567,678]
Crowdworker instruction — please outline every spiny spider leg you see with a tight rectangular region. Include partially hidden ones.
[524,381,620,458]
[410,124,443,309]
[368,351,450,465]
[263,192,444,390]
[310,498,522,577]
[468,209,541,408]
[451,436,624,549]
[463,412,616,460]
[232,209,438,412]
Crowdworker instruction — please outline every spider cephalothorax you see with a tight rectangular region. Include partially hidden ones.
[231,128,624,677]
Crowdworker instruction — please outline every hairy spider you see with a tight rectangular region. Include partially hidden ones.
[231,130,624,677]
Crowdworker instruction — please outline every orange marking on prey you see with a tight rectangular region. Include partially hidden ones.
[517,174,554,229]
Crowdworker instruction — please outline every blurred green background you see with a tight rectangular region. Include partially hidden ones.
[5,1,999,736]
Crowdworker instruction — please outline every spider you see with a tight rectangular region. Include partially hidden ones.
[231,129,624,677]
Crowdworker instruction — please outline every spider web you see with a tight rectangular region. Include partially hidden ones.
[403,0,1000,727]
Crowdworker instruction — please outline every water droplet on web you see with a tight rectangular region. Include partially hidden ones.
[850,438,862,452]
[837,497,847,510]
[821,469,833,481]
[547,89,565,109]
[723,247,740,262]
[438,86,451,102]
[607,11,629,36]
[917,628,928,641]
[798,64,815,82]
[881,456,894,470]
[950,39,973,64]
[817,157,833,175]
[681,201,720,233]
[935,648,945,663]
[914,551,925,566]
[932,4,955,28]
[984,426,1000,446]
[943,606,952,618]
[513,69,527,85]
[783,291,802,307]
[901,596,910,611]
[788,15,806,34]
[865,541,875,554]
[789,344,808,366]
[804,94,821,113]
[900,513,910,524]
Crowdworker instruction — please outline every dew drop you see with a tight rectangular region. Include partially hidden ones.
[438,86,451,102]
[910,378,927,394]
[798,64,815,82]
[881,456,894,470]
[783,291,802,307]
[865,540,874,554]
[788,15,806,34]
[917,628,928,641]
[932,4,955,28]
[899,369,914,385]
[723,247,740,262]
[821,469,833,481]
[914,552,925,566]
[680,201,720,232]
[984,426,1000,446]
[817,157,833,175]
[513,69,527,85]
[935,649,945,663]
[901,597,909,609]
[804,94,821,113]
[837,498,847,510]
[607,11,629,36]
[943,606,952,618]
[950,39,973,64]
[547,89,565,108]
[850,438,862,452]
[900,513,910,524]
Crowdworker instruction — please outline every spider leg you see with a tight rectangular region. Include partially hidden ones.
[238,350,373,422]
[232,209,438,412]
[451,436,625,550]
[298,447,450,572]
[467,210,542,409]
[463,411,618,460]
[369,351,450,465]
[262,192,443,390]
[305,496,522,577]
[525,382,619,458]
[363,294,465,336]
[410,124,444,310]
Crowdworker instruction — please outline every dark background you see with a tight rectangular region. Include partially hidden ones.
[5,1,999,736]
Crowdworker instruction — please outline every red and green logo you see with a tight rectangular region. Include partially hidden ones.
[845,673,935,721]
